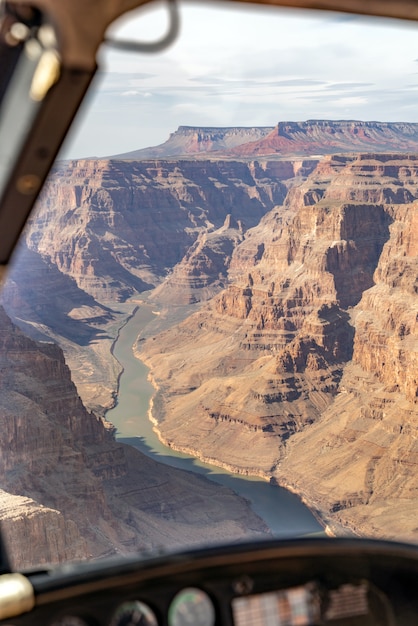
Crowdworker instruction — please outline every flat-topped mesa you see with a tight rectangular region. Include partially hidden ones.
[175,125,273,138]
[278,120,418,134]
[28,159,290,303]
[112,126,274,159]
[233,120,418,157]
[110,120,418,160]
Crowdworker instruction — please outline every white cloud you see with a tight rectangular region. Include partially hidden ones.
[62,1,418,158]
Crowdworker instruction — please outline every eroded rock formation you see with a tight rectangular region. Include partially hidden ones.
[0,307,269,569]
[140,153,418,540]
[151,214,246,305]
[26,159,294,304]
[233,121,418,157]
[113,126,274,159]
[6,137,418,549]
[115,121,418,159]
[4,159,308,411]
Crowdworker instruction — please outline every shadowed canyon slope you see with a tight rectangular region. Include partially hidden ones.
[0,307,269,569]
[113,121,418,159]
[3,158,311,412]
[27,159,294,303]
[140,153,418,541]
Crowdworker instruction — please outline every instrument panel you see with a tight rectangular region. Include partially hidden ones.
[3,538,418,626]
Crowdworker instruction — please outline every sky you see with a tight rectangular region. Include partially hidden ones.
[62,0,418,159]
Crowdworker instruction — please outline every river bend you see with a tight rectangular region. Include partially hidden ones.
[106,304,322,538]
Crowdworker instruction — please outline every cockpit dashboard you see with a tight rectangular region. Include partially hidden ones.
[2,538,418,626]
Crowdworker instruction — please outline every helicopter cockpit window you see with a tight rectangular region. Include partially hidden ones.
[1,0,418,573]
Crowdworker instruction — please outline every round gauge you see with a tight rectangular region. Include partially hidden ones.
[168,588,215,626]
[109,601,158,626]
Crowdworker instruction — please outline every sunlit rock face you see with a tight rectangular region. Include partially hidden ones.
[5,141,418,553]
[0,305,119,566]
[140,154,418,540]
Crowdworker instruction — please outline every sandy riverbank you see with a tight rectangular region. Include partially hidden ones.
[142,366,333,538]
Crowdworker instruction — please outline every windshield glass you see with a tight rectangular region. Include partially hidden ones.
[1,0,418,570]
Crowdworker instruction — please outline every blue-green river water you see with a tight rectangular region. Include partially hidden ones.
[106,304,323,538]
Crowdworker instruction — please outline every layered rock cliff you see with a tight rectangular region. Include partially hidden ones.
[112,126,274,159]
[6,138,418,546]
[115,121,418,159]
[233,121,418,157]
[150,214,245,305]
[0,304,123,566]
[4,158,309,411]
[2,242,124,414]
[278,181,418,539]
[0,306,269,569]
[140,153,418,540]
[26,159,293,304]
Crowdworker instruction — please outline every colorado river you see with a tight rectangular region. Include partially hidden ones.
[106,303,323,538]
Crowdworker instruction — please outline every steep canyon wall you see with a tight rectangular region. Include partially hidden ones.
[4,146,418,550]
[140,154,418,541]
[0,308,269,569]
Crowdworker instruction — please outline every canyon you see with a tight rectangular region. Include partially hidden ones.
[0,305,269,570]
[4,157,314,413]
[3,121,418,567]
[139,152,418,541]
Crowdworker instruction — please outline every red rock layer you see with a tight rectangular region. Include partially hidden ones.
[114,122,418,160]
[113,126,273,159]
[233,121,418,157]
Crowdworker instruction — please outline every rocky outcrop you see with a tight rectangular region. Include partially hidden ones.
[0,305,125,566]
[112,126,274,159]
[0,491,88,569]
[277,194,418,540]
[233,121,418,157]
[0,306,270,569]
[151,214,246,305]
[140,153,418,540]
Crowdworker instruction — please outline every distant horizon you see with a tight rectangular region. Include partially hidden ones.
[64,115,418,160]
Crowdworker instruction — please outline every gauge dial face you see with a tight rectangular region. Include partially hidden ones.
[109,601,158,626]
[168,588,215,626]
